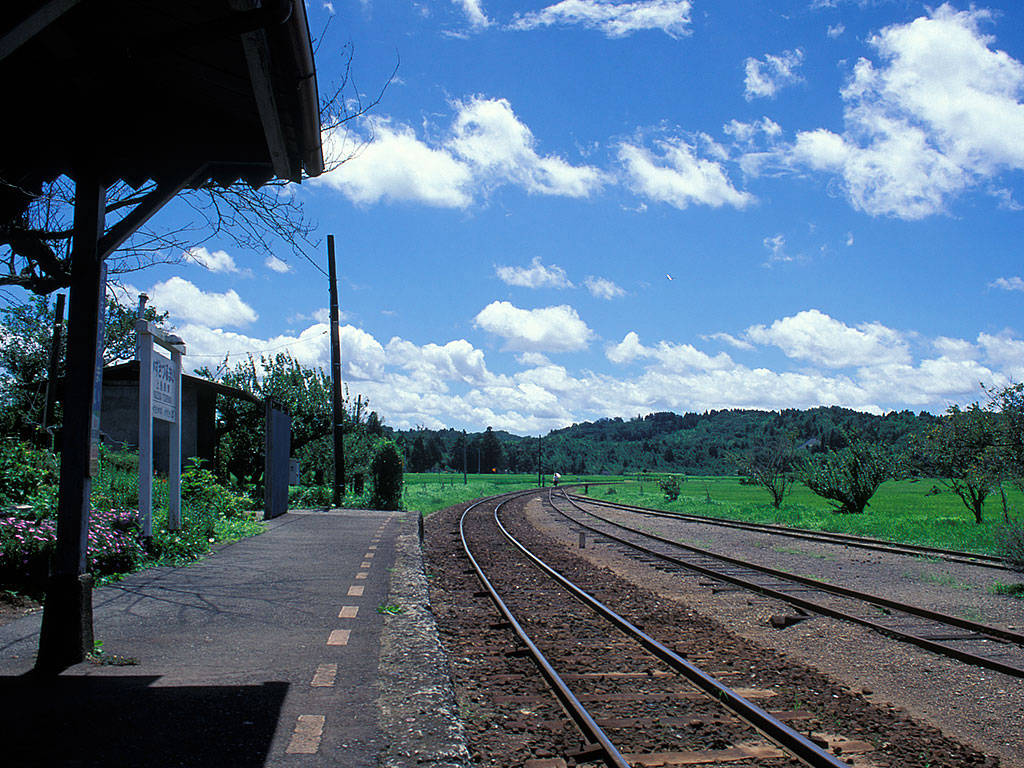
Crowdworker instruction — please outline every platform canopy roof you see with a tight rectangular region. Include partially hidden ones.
[0,0,325,228]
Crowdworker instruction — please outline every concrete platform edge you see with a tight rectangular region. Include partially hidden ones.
[376,511,471,768]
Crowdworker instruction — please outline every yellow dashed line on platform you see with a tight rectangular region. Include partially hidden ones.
[347,585,364,597]
[355,572,368,580]
[286,715,325,754]
[327,629,351,646]
[368,545,377,550]
[365,551,375,559]
[311,663,337,687]
[360,561,371,568]
[338,605,359,618]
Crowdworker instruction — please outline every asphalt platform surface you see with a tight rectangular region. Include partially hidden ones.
[0,509,470,768]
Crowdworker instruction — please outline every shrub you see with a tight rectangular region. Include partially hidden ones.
[996,519,1024,572]
[370,439,404,510]
[0,440,58,509]
[802,438,899,514]
[660,475,682,501]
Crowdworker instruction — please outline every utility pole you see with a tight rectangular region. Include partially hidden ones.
[536,438,544,487]
[327,235,345,506]
[462,430,467,485]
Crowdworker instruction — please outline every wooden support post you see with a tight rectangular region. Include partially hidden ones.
[37,174,106,673]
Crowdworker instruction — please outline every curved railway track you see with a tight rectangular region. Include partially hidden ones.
[460,490,855,768]
[567,492,1013,571]
[549,490,1024,679]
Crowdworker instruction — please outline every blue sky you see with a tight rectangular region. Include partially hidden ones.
[115,0,1023,433]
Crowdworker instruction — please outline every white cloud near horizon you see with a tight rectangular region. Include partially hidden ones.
[510,0,693,38]
[991,276,1024,291]
[156,297,1022,432]
[780,4,1024,219]
[473,301,595,352]
[744,49,804,100]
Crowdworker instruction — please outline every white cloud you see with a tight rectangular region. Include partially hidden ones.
[781,5,1024,219]
[474,301,595,352]
[147,277,258,328]
[584,276,626,299]
[496,256,573,289]
[744,309,910,368]
[618,137,754,210]
[317,118,474,207]
[449,96,606,197]
[453,0,491,28]
[702,332,755,351]
[744,49,805,100]
[762,233,791,264]
[510,0,693,39]
[991,276,1024,291]
[265,255,292,274]
[315,98,603,207]
[185,247,250,275]
[827,23,845,39]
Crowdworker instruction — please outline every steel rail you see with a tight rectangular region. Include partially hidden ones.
[570,492,1012,570]
[459,494,632,768]
[480,494,851,768]
[552,491,1024,679]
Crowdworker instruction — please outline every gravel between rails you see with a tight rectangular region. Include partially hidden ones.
[532,493,1024,768]
[425,493,1006,768]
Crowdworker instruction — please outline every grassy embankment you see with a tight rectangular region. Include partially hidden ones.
[578,475,1023,556]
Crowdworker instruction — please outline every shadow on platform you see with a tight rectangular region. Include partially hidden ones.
[1,674,288,767]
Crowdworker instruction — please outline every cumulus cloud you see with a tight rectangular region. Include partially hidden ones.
[185,247,249,275]
[496,257,573,289]
[317,117,474,207]
[510,0,693,39]
[474,301,595,352]
[449,96,606,197]
[585,276,626,299]
[264,255,291,273]
[780,5,1024,219]
[991,276,1024,291]
[453,0,491,28]
[744,49,804,100]
[744,309,911,368]
[147,277,257,328]
[316,98,603,206]
[618,136,754,210]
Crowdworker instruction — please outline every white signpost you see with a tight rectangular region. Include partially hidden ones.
[137,320,185,537]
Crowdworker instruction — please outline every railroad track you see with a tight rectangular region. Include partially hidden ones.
[550,490,1024,679]
[567,492,1013,571]
[460,491,858,768]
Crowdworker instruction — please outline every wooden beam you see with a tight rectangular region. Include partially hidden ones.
[97,166,206,260]
[0,0,82,63]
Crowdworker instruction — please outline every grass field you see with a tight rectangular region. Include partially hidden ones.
[402,473,609,514]
[576,475,1023,557]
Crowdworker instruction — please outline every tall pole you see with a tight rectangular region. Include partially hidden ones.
[537,435,542,487]
[328,235,345,506]
[462,430,467,485]
[38,173,106,672]
[42,292,66,432]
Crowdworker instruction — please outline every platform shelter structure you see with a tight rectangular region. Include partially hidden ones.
[0,0,325,672]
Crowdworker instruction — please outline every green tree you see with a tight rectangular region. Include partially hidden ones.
[370,439,403,510]
[659,474,682,501]
[480,426,504,473]
[923,403,1001,524]
[732,435,798,509]
[802,436,899,514]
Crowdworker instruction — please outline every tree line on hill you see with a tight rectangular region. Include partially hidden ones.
[391,407,938,476]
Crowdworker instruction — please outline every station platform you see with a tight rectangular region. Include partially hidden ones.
[0,509,471,767]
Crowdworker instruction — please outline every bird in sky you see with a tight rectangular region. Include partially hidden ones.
[666,274,674,281]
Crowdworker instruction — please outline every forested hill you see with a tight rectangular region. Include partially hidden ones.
[393,406,939,476]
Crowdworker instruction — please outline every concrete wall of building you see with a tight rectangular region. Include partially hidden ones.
[99,380,200,474]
